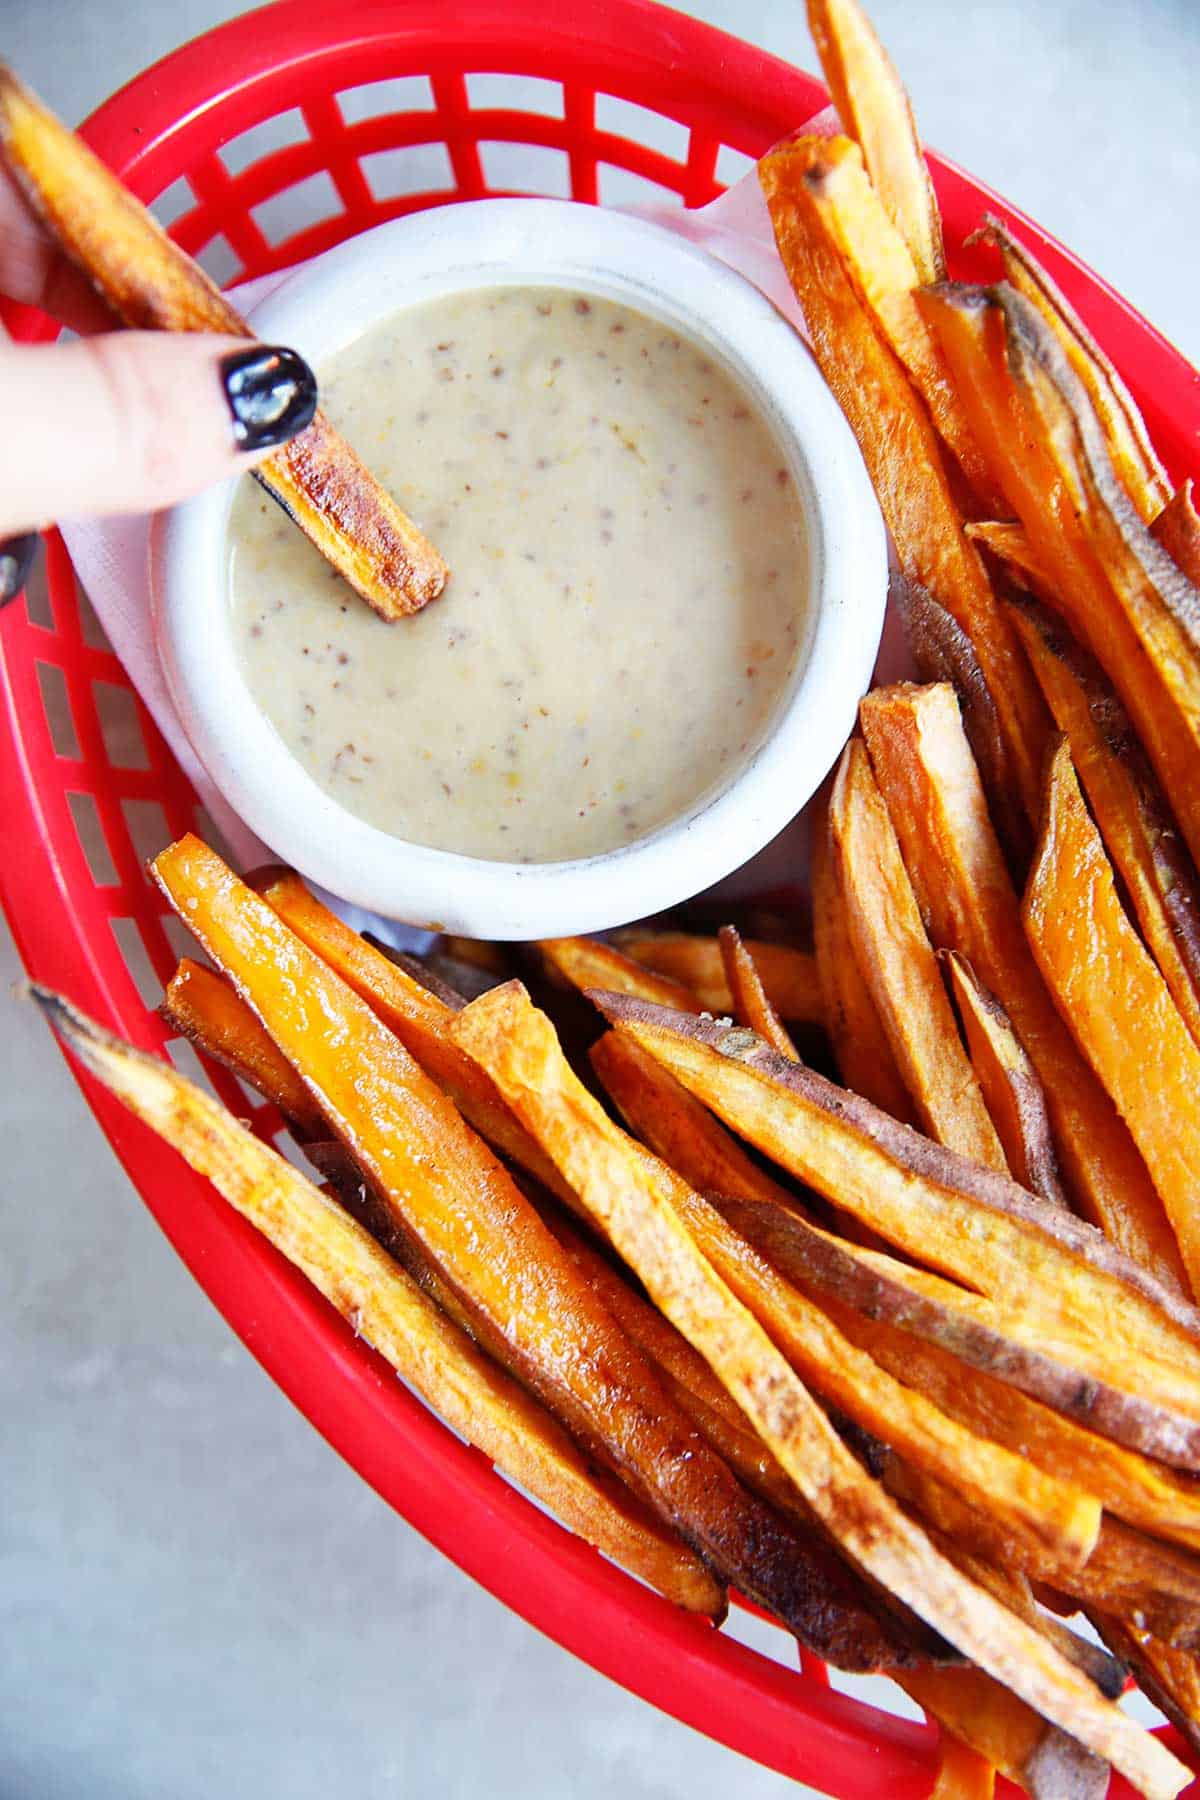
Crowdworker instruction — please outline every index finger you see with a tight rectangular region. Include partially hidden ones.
[0,160,118,333]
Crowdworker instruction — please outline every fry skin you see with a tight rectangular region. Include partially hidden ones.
[446,981,1187,1800]
[1024,742,1200,1299]
[1152,481,1200,588]
[33,988,723,1618]
[829,738,1006,1166]
[0,63,447,618]
[859,679,1186,1287]
[759,139,1049,824]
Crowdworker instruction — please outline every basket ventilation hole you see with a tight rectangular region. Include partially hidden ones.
[715,144,756,189]
[596,165,683,210]
[195,234,244,288]
[595,94,690,163]
[219,108,311,178]
[161,914,203,968]
[164,1034,224,1104]
[464,73,564,120]
[337,75,436,124]
[825,1664,929,1723]
[360,143,454,204]
[95,680,149,771]
[274,1128,316,1175]
[250,172,343,250]
[109,915,165,1009]
[190,804,236,866]
[68,790,118,886]
[151,176,197,231]
[479,141,571,199]
[121,797,171,867]
[21,549,54,631]
[720,1598,794,1665]
[35,661,79,759]
[77,584,111,652]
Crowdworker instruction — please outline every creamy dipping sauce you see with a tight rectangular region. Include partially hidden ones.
[228,286,808,863]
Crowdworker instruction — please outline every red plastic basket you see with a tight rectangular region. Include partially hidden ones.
[4,4,1199,1794]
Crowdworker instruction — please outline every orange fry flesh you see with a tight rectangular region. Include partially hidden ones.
[539,936,700,1013]
[759,140,1049,823]
[929,1729,996,1800]
[859,680,1186,1288]
[1024,742,1200,1300]
[0,63,447,618]
[160,957,326,1140]
[805,0,945,285]
[1010,597,1200,1052]
[810,792,915,1120]
[613,931,820,1022]
[942,951,1068,1207]
[829,738,1006,1166]
[718,926,798,1060]
[35,988,721,1617]
[445,982,1186,1800]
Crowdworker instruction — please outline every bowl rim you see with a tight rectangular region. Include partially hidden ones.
[152,196,887,936]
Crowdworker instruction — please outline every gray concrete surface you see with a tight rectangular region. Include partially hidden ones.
[3,3,1198,1797]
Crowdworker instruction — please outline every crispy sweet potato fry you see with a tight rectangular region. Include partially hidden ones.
[859,680,1185,1285]
[919,283,1200,880]
[614,931,820,1023]
[775,134,997,504]
[1025,742,1200,1298]
[760,140,1049,823]
[589,1031,800,1210]
[155,838,920,1671]
[894,578,1032,874]
[830,739,1006,1166]
[805,0,945,285]
[929,1734,996,1800]
[973,218,1170,523]
[1095,1617,1200,1760]
[160,957,326,1140]
[446,982,1186,1799]
[1153,481,1200,587]
[905,1666,1105,1799]
[1011,597,1200,1052]
[717,1194,1200,1546]
[718,927,798,1060]
[539,937,699,1013]
[942,952,1068,1206]
[0,64,446,619]
[34,989,722,1617]
[810,793,915,1120]
[964,519,1054,595]
[251,868,573,1206]
[592,996,1200,1458]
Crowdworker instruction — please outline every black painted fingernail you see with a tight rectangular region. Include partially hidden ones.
[220,344,317,452]
[0,533,38,608]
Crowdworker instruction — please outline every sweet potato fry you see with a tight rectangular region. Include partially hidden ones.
[829,738,1006,1165]
[538,937,699,1013]
[717,927,798,1060]
[717,1194,1200,1543]
[160,957,326,1140]
[919,282,1200,879]
[251,868,573,1206]
[613,931,820,1023]
[1025,742,1200,1298]
[759,138,1050,824]
[942,952,1068,1206]
[1095,1617,1200,1760]
[34,988,722,1618]
[773,133,996,504]
[0,63,446,619]
[894,578,1032,875]
[591,996,1200,1458]
[929,1734,996,1800]
[805,0,945,285]
[155,837,921,1671]
[964,519,1054,595]
[905,1671,1104,1800]
[859,680,1185,1285]
[446,982,1187,1799]
[1011,597,1200,1051]
[810,793,915,1120]
[1153,481,1200,587]
[972,217,1170,523]
[589,1031,800,1210]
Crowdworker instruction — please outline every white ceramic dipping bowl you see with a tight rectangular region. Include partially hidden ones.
[153,198,886,938]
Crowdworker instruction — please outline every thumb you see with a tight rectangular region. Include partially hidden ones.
[0,332,317,533]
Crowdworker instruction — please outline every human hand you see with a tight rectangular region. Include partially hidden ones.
[0,161,317,597]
